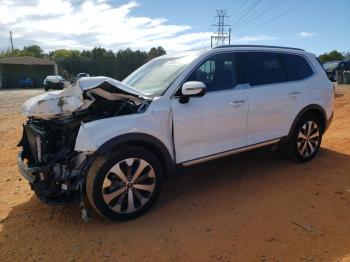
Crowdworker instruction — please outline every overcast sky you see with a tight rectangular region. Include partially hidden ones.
[0,0,349,54]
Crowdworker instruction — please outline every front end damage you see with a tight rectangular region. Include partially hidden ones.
[17,77,150,205]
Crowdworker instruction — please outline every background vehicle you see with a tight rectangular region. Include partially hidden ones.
[76,73,90,81]
[44,75,64,91]
[18,46,334,221]
[323,60,350,81]
[19,77,36,88]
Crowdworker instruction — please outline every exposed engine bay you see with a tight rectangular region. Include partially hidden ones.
[18,77,150,204]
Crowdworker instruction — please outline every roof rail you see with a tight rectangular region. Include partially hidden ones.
[213,45,304,51]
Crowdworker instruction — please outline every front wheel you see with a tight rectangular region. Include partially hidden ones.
[288,115,322,162]
[86,146,163,221]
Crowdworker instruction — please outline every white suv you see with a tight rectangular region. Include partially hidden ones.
[18,45,334,221]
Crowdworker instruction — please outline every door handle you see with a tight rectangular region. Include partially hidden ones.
[229,100,246,107]
[288,91,301,97]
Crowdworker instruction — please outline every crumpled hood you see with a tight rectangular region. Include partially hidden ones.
[21,76,149,120]
[21,84,83,120]
[78,76,148,97]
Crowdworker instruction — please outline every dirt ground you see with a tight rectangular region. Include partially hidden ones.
[0,86,350,262]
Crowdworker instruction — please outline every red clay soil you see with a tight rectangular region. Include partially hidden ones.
[0,86,350,262]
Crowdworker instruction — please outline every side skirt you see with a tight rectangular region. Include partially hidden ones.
[181,139,281,167]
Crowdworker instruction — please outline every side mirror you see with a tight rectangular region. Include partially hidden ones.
[182,81,206,96]
[180,81,206,103]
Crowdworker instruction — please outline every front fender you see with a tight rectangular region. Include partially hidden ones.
[74,109,174,160]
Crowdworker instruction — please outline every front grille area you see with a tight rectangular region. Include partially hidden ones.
[18,119,85,205]
[23,124,47,165]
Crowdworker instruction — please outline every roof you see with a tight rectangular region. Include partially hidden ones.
[0,56,56,66]
[162,45,307,61]
[213,45,305,51]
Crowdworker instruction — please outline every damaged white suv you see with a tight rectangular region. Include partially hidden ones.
[18,45,334,221]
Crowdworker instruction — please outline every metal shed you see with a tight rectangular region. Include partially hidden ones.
[0,56,58,88]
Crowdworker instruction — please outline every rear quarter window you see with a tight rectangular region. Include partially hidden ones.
[280,53,313,81]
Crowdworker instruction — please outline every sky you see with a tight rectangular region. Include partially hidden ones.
[0,0,349,55]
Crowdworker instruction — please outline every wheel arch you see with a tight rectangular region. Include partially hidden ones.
[95,133,176,178]
[288,104,327,138]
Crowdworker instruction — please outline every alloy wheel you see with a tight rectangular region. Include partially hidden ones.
[102,158,156,213]
[297,120,320,158]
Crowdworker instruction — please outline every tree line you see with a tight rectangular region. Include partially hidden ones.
[0,45,166,81]
[1,45,349,80]
[318,50,350,64]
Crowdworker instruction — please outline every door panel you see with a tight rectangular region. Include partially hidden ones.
[245,83,303,145]
[242,52,304,145]
[170,52,248,164]
[171,90,248,163]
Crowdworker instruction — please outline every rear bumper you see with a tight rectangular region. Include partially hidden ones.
[44,82,63,89]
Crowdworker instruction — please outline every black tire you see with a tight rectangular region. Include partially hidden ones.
[86,146,163,221]
[288,114,323,162]
[332,72,337,82]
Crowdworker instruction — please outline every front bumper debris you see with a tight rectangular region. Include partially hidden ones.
[17,149,85,205]
[17,150,49,183]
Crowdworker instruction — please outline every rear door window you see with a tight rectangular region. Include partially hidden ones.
[280,53,313,81]
[242,52,286,86]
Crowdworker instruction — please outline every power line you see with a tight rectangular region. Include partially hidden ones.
[228,0,249,18]
[226,0,242,11]
[230,0,261,29]
[235,0,311,36]
[229,0,274,27]
[228,0,283,34]
[235,0,285,29]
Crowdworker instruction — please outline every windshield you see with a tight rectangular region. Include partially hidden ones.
[123,53,199,97]
[323,62,340,71]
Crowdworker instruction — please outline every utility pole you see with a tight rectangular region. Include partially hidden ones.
[211,10,231,48]
[9,31,14,51]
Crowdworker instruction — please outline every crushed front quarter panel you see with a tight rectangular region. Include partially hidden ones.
[74,97,175,160]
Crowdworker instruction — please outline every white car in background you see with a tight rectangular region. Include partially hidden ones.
[76,73,90,81]
[18,45,333,221]
[43,75,64,91]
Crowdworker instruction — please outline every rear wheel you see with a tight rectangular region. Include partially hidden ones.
[332,71,337,82]
[288,115,322,162]
[86,146,163,221]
